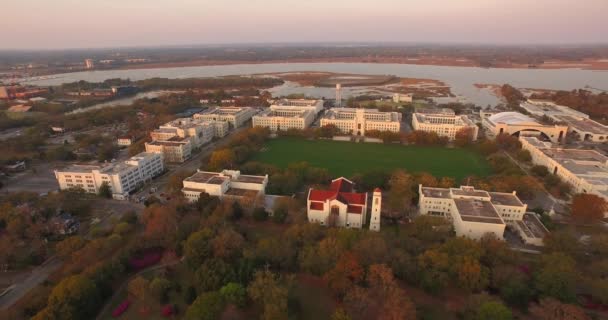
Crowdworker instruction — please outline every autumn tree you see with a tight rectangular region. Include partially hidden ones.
[141,204,179,248]
[183,228,214,268]
[571,193,606,223]
[98,182,112,198]
[211,228,245,261]
[208,148,236,171]
[455,127,476,147]
[535,253,579,303]
[528,298,590,320]
[167,170,194,193]
[367,264,416,320]
[386,170,415,220]
[33,275,101,320]
[128,276,150,303]
[220,282,247,307]
[472,301,512,320]
[324,251,364,297]
[185,292,225,320]
[248,270,290,320]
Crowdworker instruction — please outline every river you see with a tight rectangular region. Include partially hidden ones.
[22,63,608,107]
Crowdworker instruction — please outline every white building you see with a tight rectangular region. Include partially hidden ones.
[194,107,257,128]
[54,152,164,200]
[270,99,324,115]
[307,177,373,229]
[393,93,413,103]
[412,108,479,141]
[117,137,133,146]
[252,108,315,131]
[520,99,607,143]
[182,170,268,202]
[520,137,608,206]
[418,185,529,240]
[513,213,550,246]
[145,138,192,163]
[320,108,401,136]
[156,118,216,148]
[481,111,568,143]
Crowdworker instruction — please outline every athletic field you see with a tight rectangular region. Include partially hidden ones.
[252,138,491,180]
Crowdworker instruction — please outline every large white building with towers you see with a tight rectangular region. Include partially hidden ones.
[321,108,401,136]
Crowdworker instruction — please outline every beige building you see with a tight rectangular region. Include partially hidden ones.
[54,152,164,200]
[145,138,192,163]
[156,118,215,148]
[482,111,567,143]
[252,108,315,131]
[117,137,133,146]
[194,107,257,128]
[419,185,529,240]
[270,99,324,114]
[412,108,478,141]
[182,170,268,202]
[520,99,607,143]
[307,177,379,229]
[513,213,550,246]
[393,93,413,103]
[520,137,608,206]
[321,108,401,136]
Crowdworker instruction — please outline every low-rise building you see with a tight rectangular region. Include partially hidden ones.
[520,137,608,207]
[513,213,550,246]
[117,137,133,146]
[481,111,568,143]
[306,177,379,229]
[145,138,192,163]
[393,93,413,103]
[252,108,315,131]
[182,170,268,202]
[412,108,478,141]
[418,185,529,240]
[320,108,401,136]
[54,152,164,200]
[194,107,257,128]
[519,99,607,142]
[157,118,215,148]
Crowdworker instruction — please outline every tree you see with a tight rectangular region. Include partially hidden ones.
[128,276,150,302]
[220,282,247,307]
[531,165,549,177]
[331,308,352,320]
[167,170,194,193]
[248,270,290,320]
[194,258,235,292]
[183,228,214,268]
[150,277,173,303]
[571,194,606,223]
[515,149,532,162]
[472,301,512,320]
[208,149,236,170]
[98,182,112,198]
[142,204,179,248]
[34,275,101,320]
[528,298,590,320]
[367,264,416,320]
[386,170,414,220]
[185,292,225,320]
[324,251,364,297]
[455,127,476,147]
[253,207,269,221]
[211,228,245,261]
[55,236,87,258]
[535,253,578,303]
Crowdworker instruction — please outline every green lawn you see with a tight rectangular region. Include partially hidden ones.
[252,138,490,181]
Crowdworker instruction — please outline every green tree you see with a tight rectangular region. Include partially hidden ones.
[185,292,225,320]
[150,277,173,303]
[183,228,214,268]
[248,270,290,320]
[473,301,512,320]
[98,182,112,199]
[220,282,247,307]
[34,275,101,320]
[535,253,578,303]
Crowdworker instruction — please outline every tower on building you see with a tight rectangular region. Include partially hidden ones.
[336,83,342,107]
[370,188,382,231]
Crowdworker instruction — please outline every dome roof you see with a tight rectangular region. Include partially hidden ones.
[488,112,537,125]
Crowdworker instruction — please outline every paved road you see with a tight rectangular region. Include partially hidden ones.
[0,257,62,310]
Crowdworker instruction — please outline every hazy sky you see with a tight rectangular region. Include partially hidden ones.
[2,0,607,49]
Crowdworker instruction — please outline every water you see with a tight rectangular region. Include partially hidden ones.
[67,90,176,114]
[22,63,608,106]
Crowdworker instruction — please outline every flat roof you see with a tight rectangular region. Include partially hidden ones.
[555,115,608,135]
[453,198,504,224]
[541,148,608,163]
[185,171,221,183]
[489,192,524,207]
[235,175,266,184]
[225,188,259,197]
[57,164,101,173]
[451,188,490,198]
[421,187,451,199]
[517,213,549,239]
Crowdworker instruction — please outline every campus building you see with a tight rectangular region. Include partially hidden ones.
[513,213,550,246]
[520,99,608,142]
[54,152,164,200]
[481,111,568,143]
[181,170,268,202]
[145,138,192,163]
[393,93,413,103]
[252,108,315,131]
[320,108,401,136]
[307,177,380,229]
[270,99,324,115]
[194,107,257,128]
[418,185,529,240]
[412,108,478,141]
[520,137,608,208]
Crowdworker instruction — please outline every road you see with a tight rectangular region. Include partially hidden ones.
[0,257,62,310]
[132,126,247,200]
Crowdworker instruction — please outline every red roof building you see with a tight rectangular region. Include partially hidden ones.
[307,177,368,228]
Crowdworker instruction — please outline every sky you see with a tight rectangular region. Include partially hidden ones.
[1,0,607,49]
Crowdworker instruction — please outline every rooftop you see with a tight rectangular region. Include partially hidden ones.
[420,186,451,199]
[185,171,222,183]
[488,192,524,207]
[453,198,504,224]
[57,164,102,173]
[517,213,549,239]
[487,112,538,125]
[555,115,608,135]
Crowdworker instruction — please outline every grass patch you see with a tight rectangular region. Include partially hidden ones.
[252,138,490,181]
